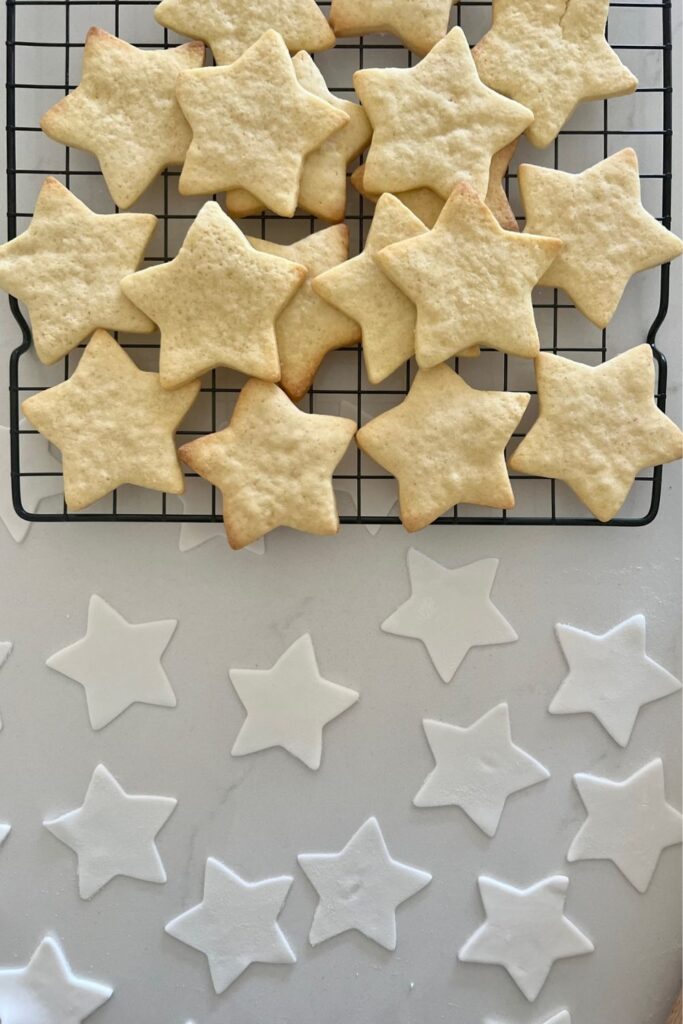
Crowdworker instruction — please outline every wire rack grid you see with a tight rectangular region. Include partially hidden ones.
[4,0,676,528]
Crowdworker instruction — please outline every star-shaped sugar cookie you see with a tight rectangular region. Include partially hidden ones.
[41,29,205,209]
[22,331,199,511]
[351,139,520,232]
[0,178,155,364]
[354,27,532,201]
[459,875,594,1001]
[520,149,683,327]
[312,194,429,384]
[414,704,549,837]
[473,0,637,149]
[179,379,356,548]
[155,0,334,65]
[376,183,561,366]
[330,0,454,55]
[165,858,295,993]
[356,365,530,529]
[247,226,361,400]
[227,52,372,222]
[230,633,359,769]
[549,615,681,746]
[568,759,682,893]
[0,937,112,1024]
[382,549,518,682]
[176,31,349,217]
[298,817,431,950]
[44,764,177,898]
[122,202,305,389]
[509,345,683,522]
[47,594,178,729]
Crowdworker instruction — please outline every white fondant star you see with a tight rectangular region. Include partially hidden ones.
[382,549,517,682]
[549,614,681,746]
[44,764,177,899]
[229,634,359,770]
[459,875,593,1001]
[165,858,296,993]
[175,478,265,554]
[0,640,12,730]
[46,594,178,730]
[568,758,682,893]
[485,1014,570,1024]
[0,421,62,543]
[298,816,432,950]
[0,936,112,1024]
[0,823,10,845]
[414,704,550,836]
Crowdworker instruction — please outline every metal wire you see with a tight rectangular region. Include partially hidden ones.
[5,0,674,527]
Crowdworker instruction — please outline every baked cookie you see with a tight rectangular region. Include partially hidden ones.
[155,0,334,65]
[176,31,349,217]
[226,52,372,222]
[41,29,205,209]
[353,27,532,201]
[356,364,530,530]
[178,380,356,549]
[121,201,305,389]
[329,0,454,56]
[519,149,683,328]
[351,139,519,232]
[247,226,361,401]
[473,0,637,148]
[509,346,683,522]
[376,183,561,366]
[21,331,199,511]
[312,194,428,384]
[0,178,155,365]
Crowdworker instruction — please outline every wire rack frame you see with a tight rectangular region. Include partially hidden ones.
[4,0,675,527]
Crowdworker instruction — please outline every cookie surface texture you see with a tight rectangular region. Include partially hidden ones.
[41,29,205,208]
[122,201,305,389]
[509,345,683,521]
[329,0,454,56]
[178,380,356,548]
[21,331,199,511]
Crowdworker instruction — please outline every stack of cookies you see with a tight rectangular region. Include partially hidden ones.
[1,0,681,547]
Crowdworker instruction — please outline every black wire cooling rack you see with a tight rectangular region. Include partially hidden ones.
[5,0,676,527]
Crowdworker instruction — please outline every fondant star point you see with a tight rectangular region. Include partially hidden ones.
[549,614,681,746]
[165,858,295,993]
[0,937,112,1024]
[0,178,155,364]
[354,27,533,200]
[520,149,683,327]
[509,346,683,522]
[330,0,454,55]
[21,331,199,512]
[382,549,517,682]
[474,0,637,148]
[41,29,205,208]
[459,875,593,1001]
[155,0,334,65]
[357,364,530,528]
[568,759,682,892]
[377,183,561,365]
[298,817,431,950]
[47,594,178,729]
[122,201,305,389]
[176,31,349,217]
[230,634,358,770]
[179,379,356,549]
[44,764,177,899]
[415,704,549,836]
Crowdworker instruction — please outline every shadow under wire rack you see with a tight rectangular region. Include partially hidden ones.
[5,0,676,527]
